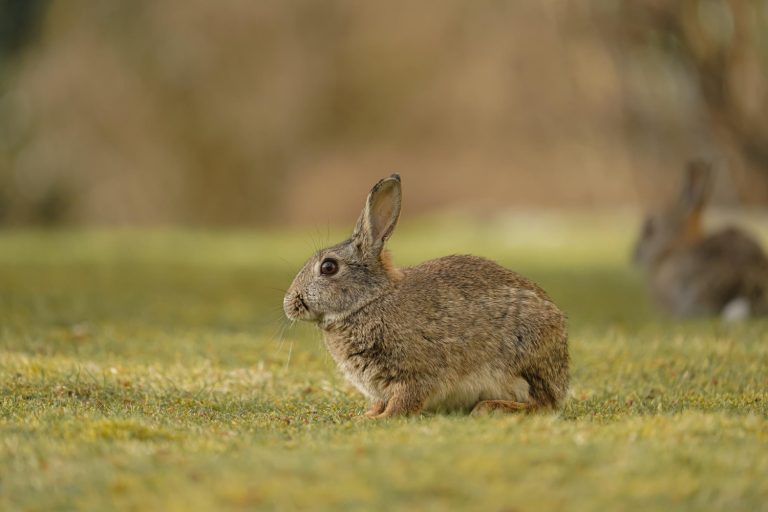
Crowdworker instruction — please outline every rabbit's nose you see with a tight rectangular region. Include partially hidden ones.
[283,290,309,320]
[282,291,295,318]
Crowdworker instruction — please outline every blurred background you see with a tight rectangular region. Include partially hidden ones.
[1,0,767,227]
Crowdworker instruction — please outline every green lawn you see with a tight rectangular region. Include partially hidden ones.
[1,216,767,511]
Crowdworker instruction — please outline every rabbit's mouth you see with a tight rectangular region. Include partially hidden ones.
[283,291,318,322]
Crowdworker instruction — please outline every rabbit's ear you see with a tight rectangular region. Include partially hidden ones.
[678,160,712,213]
[353,174,402,257]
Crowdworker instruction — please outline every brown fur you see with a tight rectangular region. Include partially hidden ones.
[379,250,403,280]
[284,175,569,418]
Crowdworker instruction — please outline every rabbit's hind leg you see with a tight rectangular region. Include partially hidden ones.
[470,400,531,416]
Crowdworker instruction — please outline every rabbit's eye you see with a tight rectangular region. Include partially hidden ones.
[320,258,339,276]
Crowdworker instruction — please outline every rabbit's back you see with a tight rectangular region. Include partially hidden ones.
[403,254,547,302]
[399,255,562,336]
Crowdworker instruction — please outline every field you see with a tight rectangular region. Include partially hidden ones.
[1,215,767,511]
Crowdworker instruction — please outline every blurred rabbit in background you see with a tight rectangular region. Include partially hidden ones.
[634,161,768,320]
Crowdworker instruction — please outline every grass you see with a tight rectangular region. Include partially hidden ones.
[1,214,767,511]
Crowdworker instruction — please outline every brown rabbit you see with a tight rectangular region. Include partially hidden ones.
[633,161,768,319]
[283,175,569,418]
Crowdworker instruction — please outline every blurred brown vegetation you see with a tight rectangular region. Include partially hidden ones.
[0,0,767,226]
